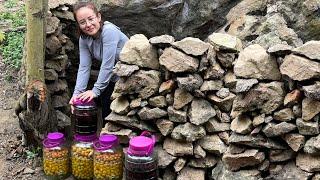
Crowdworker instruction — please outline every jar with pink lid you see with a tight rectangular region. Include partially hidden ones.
[42,132,70,179]
[93,134,123,180]
[124,131,158,180]
[71,134,97,179]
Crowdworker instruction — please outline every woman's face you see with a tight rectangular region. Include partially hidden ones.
[75,7,101,36]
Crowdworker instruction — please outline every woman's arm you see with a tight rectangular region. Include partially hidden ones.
[92,26,120,97]
[73,37,92,96]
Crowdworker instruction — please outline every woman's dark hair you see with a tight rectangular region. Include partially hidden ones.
[73,1,104,38]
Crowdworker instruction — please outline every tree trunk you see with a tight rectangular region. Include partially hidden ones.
[15,0,57,146]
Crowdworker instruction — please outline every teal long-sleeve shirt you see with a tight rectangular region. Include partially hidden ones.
[73,21,129,97]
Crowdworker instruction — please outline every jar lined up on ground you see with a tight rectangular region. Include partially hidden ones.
[43,132,70,180]
[125,131,158,180]
[71,134,97,180]
[93,134,123,180]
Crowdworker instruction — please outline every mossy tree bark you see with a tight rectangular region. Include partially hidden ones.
[15,0,57,146]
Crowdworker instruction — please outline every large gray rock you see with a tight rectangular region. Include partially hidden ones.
[167,106,187,123]
[231,115,253,135]
[229,133,287,150]
[159,47,199,73]
[205,118,230,133]
[113,63,139,77]
[302,82,320,100]
[296,153,320,172]
[232,82,285,114]
[280,54,320,81]
[156,119,174,136]
[119,34,159,69]
[302,98,320,121]
[188,98,216,125]
[262,122,296,137]
[171,123,206,142]
[283,133,305,152]
[222,149,265,171]
[137,107,167,120]
[208,33,243,52]
[296,118,319,136]
[234,44,281,80]
[156,146,177,168]
[176,74,203,92]
[163,138,193,156]
[172,37,209,56]
[198,135,227,155]
[304,134,320,155]
[113,70,161,99]
[173,89,193,110]
[110,96,130,115]
[293,40,320,61]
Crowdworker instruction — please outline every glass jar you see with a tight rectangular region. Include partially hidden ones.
[43,132,69,179]
[71,134,97,179]
[93,134,123,180]
[125,131,158,180]
[73,98,98,135]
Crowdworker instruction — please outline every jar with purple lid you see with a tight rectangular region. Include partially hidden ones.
[73,97,98,135]
[125,131,158,180]
[93,134,123,180]
[71,134,97,179]
[43,132,70,179]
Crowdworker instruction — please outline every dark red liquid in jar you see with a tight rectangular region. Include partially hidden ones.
[125,158,158,180]
[74,107,97,135]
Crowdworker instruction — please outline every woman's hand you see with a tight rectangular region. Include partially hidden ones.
[77,90,96,102]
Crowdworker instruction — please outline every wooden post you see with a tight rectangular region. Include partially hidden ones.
[26,0,46,83]
[15,0,57,146]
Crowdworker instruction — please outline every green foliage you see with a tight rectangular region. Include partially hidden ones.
[0,31,25,69]
[25,146,42,159]
[4,0,19,9]
[0,7,26,28]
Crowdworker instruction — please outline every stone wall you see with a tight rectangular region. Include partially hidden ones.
[101,33,320,179]
[45,2,320,180]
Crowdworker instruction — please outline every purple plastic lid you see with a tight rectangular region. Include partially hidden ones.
[74,133,97,142]
[94,134,118,151]
[43,132,65,148]
[73,97,96,107]
[128,131,155,156]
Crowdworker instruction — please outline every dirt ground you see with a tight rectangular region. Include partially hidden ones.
[0,56,45,180]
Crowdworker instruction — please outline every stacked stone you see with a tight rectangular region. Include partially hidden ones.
[101,32,320,179]
[45,10,74,131]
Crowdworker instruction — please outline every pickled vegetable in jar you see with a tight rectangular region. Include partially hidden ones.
[93,134,124,180]
[125,131,158,180]
[43,132,70,180]
[71,134,97,180]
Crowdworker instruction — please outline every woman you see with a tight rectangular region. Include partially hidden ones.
[69,2,128,121]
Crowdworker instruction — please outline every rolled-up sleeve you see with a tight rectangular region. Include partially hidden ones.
[92,27,120,97]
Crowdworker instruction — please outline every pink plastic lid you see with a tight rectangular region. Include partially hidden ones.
[94,134,118,151]
[128,131,155,156]
[73,97,96,107]
[43,132,65,148]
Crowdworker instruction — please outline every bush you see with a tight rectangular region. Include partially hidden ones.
[0,31,25,69]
